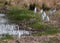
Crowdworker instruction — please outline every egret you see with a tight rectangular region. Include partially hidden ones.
[43,11,46,17]
[42,14,45,20]
[46,16,50,21]
[40,9,43,14]
[34,7,37,13]
[48,9,56,14]
[41,11,47,20]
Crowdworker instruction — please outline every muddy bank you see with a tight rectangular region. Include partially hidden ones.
[1,34,60,43]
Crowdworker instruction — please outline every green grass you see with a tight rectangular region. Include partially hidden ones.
[0,34,14,40]
[29,23,57,30]
[44,29,60,35]
[38,30,60,36]
[6,9,59,36]
[33,30,60,36]
[6,9,41,21]
[30,23,59,36]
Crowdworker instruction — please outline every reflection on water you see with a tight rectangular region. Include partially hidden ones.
[0,14,30,38]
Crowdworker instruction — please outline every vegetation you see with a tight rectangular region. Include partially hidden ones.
[29,23,56,30]
[5,9,59,36]
[0,0,60,43]
[0,34,14,40]
[6,9,42,22]
[30,23,59,36]
[32,29,60,36]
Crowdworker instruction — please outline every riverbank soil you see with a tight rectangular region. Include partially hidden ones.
[1,34,60,43]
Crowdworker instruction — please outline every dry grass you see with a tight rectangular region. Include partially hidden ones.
[6,0,60,9]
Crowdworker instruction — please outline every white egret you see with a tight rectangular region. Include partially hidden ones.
[46,16,50,21]
[34,7,37,13]
[41,11,47,20]
[43,11,46,17]
[48,9,56,14]
[42,14,45,20]
[40,9,43,14]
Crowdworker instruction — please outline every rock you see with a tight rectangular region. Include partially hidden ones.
[1,34,60,43]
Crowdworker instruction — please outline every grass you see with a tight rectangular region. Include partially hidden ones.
[30,23,59,36]
[33,29,60,36]
[29,23,57,30]
[6,9,59,36]
[6,9,40,20]
[0,34,14,40]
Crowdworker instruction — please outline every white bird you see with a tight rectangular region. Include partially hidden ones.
[48,9,56,14]
[42,14,45,20]
[46,16,50,21]
[43,12,46,17]
[41,11,47,21]
[18,30,30,38]
[34,7,37,13]
[52,9,56,13]
[40,9,43,14]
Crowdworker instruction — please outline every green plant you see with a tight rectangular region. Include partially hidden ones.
[30,23,56,30]
[0,34,14,40]
[6,9,41,21]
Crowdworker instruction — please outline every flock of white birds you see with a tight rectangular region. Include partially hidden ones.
[34,7,57,21]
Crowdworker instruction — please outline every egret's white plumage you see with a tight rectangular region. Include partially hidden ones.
[46,16,50,21]
[43,12,46,17]
[48,9,56,14]
[41,11,47,20]
[40,9,43,14]
[42,14,45,20]
[34,7,37,13]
